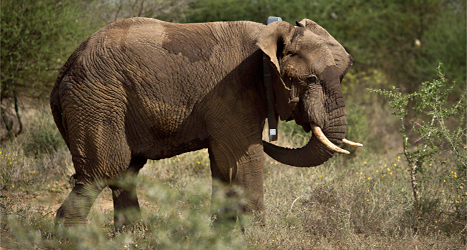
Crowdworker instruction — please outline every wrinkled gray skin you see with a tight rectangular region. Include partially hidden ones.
[50,17,353,229]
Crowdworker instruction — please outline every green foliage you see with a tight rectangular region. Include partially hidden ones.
[89,0,194,23]
[1,0,99,101]
[310,0,466,93]
[370,65,467,227]
[277,120,310,147]
[23,107,65,157]
[0,104,71,191]
[187,0,311,23]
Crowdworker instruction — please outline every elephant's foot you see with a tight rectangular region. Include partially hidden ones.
[111,186,141,231]
[113,206,141,231]
[55,183,102,226]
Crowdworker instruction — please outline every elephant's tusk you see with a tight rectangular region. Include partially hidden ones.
[311,125,350,155]
[342,139,363,147]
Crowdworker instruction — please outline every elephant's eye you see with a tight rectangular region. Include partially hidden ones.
[307,76,317,84]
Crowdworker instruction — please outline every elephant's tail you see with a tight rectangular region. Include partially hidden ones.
[50,83,68,147]
[50,37,91,147]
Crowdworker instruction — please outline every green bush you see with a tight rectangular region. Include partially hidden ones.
[1,0,100,101]
[370,65,467,233]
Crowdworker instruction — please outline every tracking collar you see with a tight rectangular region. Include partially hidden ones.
[263,16,282,141]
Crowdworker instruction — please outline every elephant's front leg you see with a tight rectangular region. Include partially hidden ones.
[208,142,265,226]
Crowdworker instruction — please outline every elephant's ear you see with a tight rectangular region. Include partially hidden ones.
[256,21,297,120]
[297,19,353,78]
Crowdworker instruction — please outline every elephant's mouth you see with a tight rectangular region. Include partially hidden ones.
[300,122,311,133]
[298,119,361,155]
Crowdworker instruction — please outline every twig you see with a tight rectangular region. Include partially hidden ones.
[290,196,302,212]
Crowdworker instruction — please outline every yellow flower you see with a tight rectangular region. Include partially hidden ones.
[393,163,397,167]
[390,172,393,175]
[368,177,371,180]
[397,156,400,159]
[364,162,367,164]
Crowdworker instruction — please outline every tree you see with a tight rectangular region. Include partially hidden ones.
[89,0,195,24]
[1,0,100,101]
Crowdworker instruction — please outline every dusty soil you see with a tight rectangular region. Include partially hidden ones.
[1,185,115,220]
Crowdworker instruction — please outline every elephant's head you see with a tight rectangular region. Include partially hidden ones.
[257,19,362,167]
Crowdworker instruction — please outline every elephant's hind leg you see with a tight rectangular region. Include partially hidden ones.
[56,180,104,226]
[109,157,147,230]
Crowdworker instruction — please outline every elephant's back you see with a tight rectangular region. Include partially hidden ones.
[53,18,264,159]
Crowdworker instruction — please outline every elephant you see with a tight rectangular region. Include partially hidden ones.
[50,17,362,229]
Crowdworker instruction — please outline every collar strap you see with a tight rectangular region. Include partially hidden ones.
[263,16,282,141]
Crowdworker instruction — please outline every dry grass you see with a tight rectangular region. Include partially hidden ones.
[1,99,465,249]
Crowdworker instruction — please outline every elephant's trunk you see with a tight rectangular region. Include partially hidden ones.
[263,133,336,167]
[263,110,361,167]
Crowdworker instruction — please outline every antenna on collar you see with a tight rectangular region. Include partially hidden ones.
[267,16,282,24]
[263,16,282,141]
